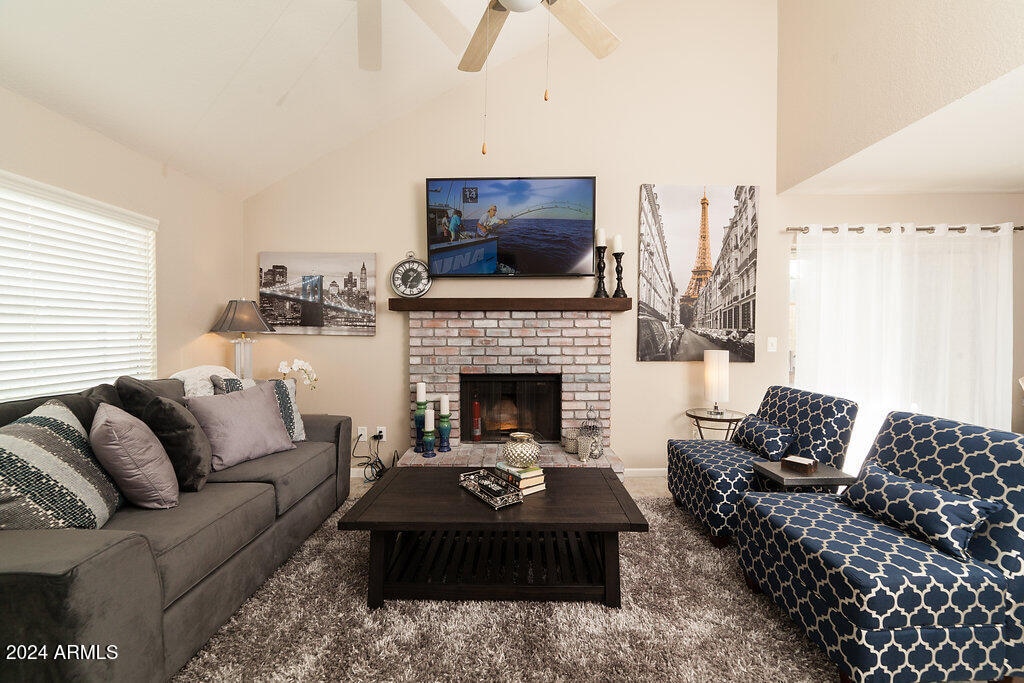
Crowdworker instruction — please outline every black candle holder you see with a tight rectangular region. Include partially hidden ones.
[612,251,627,298]
[593,245,609,297]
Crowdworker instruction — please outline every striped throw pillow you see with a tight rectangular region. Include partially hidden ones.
[0,400,123,529]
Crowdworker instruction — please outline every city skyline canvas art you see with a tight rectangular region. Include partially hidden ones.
[258,252,376,336]
[636,185,758,362]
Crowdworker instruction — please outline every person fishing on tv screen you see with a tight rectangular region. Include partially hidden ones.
[476,204,507,237]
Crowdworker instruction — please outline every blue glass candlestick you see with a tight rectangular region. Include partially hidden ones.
[422,429,436,458]
[438,413,452,452]
[414,400,427,453]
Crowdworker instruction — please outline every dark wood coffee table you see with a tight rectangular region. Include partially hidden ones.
[338,468,648,609]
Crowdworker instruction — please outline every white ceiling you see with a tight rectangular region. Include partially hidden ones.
[787,63,1024,195]
[0,0,621,198]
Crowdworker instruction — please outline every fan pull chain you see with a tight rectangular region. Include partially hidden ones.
[544,6,551,101]
[480,6,489,154]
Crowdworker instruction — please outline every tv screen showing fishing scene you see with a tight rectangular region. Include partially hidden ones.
[426,176,596,277]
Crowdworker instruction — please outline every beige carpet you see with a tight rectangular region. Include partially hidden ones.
[175,497,834,682]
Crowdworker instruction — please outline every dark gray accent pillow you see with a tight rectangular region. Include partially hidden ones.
[0,383,122,432]
[0,400,122,529]
[187,383,295,471]
[115,376,186,418]
[90,403,179,509]
[141,397,212,491]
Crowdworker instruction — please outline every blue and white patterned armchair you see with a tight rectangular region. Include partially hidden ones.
[736,412,1024,683]
[667,385,858,544]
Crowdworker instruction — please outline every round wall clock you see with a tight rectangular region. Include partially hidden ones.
[390,252,432,298]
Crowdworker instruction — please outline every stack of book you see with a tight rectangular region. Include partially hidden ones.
[493,462,546,496]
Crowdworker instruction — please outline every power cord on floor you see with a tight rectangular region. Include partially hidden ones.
[356,431,398,483]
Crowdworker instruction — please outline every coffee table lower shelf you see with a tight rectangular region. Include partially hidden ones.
[368,528,620,608]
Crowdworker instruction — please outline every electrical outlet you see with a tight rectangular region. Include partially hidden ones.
[357,426,368,441]
[375,426,387,442]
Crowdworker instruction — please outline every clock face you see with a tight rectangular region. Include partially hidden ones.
[391,258,432,298]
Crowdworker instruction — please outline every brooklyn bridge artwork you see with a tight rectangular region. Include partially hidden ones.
[258,252,376,336]
[637,185,758,362]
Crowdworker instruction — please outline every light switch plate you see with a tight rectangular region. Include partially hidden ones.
[767,337,778,352]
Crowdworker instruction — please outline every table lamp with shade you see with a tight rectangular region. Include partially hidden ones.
[703,349,730,416]
[210,299,274,379]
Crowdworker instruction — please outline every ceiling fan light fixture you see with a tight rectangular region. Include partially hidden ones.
[501,0,542,13]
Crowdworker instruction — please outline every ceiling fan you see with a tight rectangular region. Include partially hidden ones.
[459,0,620,72]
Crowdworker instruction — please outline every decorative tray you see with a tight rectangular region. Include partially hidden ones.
[459,469,524,510]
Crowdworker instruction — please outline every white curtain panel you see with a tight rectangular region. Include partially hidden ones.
[791,222,1014,473]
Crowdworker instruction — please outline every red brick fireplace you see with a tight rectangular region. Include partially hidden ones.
[403,302,620,447]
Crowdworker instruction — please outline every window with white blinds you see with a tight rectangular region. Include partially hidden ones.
[0,169,158,401]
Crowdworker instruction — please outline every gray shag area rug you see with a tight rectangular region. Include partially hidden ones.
[175,497,834,682]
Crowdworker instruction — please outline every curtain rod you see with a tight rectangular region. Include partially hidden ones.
[785,224,1023,234]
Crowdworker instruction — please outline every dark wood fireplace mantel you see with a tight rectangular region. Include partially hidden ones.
[388,297,632,312]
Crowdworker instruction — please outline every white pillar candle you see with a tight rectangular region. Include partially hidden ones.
[416,382,426,402]
[612,234,623,253]
[595,228,606,247]
[440,394,449,414]
[425,407,434,432]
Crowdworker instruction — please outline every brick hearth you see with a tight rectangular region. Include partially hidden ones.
[407,309,612,447]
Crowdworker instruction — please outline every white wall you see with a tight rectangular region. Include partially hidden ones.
[244,0,783,469]
[778,0,1024,192]
[0,85,243,376]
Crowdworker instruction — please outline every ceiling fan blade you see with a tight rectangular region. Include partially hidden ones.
[357,0,382,71]
[403,0,470,57]
[458,2,509,72]
[545,0,620,59]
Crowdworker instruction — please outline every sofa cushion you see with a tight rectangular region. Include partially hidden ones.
[212,376,306,442]
[732,415,794,461]
[169,365,236,398]
[206,441,335,515]
[103,482,276,608]
[755,385,858,469]
[115,377,186,416]
[668,438,760,536]
[186,384,295,471]
[0,384,121,432]
[141,397,212,492]
[0,400,122,530]
[840,462,1004,561]
[739,492,1006,631]
[90,403,179,509]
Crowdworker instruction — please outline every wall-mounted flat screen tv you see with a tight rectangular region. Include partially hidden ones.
[426,176,596,277]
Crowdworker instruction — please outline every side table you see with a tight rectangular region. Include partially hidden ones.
[752,460,858,489]
[685,408,746,440]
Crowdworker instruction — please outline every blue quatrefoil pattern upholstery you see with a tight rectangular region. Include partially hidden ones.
[736,411,1024,683]
[841,462,1004,561]
[732,414,794,461]
[668,386,858,537]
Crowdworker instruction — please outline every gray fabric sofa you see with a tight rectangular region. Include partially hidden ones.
[0,380,351,682]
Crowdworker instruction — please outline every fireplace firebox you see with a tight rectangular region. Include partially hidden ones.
[460,374,561,443]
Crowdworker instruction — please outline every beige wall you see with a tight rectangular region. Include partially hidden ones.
[0,85,243,376]
[778,0,1024,192]
[776,193,1024,433]
[244,0,783,469]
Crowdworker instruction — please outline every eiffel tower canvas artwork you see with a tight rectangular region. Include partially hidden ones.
[637,184,758,362]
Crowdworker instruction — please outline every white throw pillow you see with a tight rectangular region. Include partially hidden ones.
[170,365,238,397]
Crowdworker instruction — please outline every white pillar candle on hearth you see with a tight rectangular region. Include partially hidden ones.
[612,233,623,253]
[425,407,434,432]
[440,394,449,415]
[416,382,426,402]
[595,228,606,247]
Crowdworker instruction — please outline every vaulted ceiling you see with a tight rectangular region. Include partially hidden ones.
[0,0,621,198]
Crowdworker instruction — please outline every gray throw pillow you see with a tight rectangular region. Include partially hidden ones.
[90,403,179,509]
[211,376,306,442]
[0,400,122,529]
[142,397,212,491]
[186,383,296,472]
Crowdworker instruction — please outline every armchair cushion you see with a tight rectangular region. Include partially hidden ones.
[840,462,1004,561]
[732,414,794,461]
